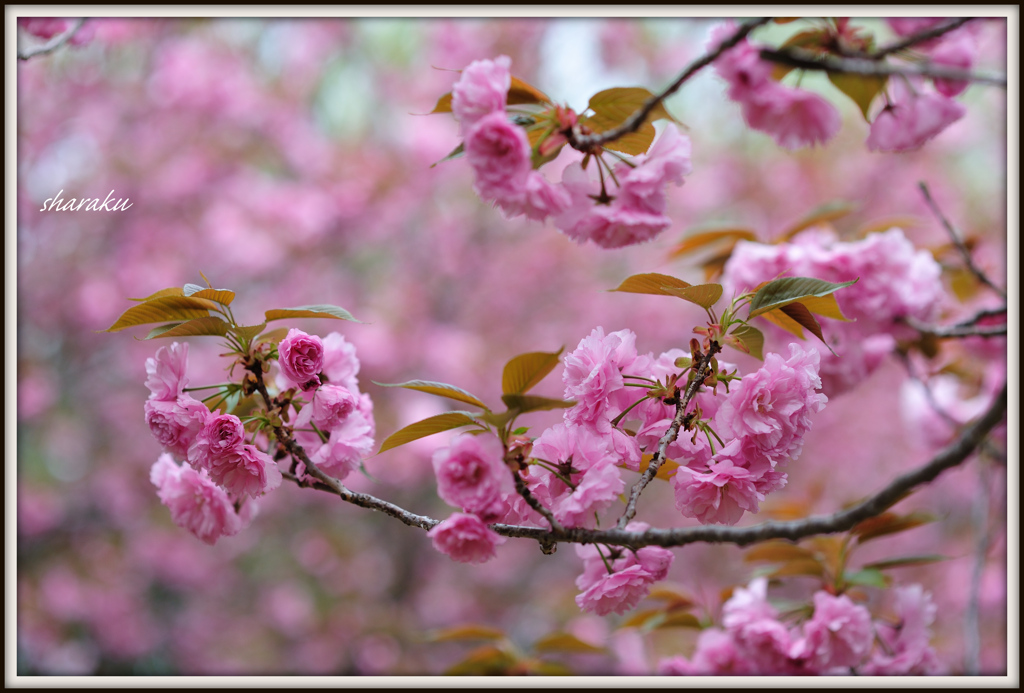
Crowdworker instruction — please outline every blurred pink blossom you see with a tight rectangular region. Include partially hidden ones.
[432,433,512,522]
[791,591,874,672]
[450,55,510,133]
[427,512,506,564]
[867,82,966,152]
[150,453,246,545]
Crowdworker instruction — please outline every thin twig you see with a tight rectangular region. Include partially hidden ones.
[871,17,974,59]
[918,182,1007,300]
[17,18,86,61]
[758,47,1007,88]
[567,17,772,152]
[963,461,994,675]
[512,470,563,533]
[954,307,1007,328]
[616,342,721,529]
[903,316,1007,339]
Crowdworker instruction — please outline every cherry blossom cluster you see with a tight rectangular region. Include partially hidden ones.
[426,325,827,615]
[450,56,693,249]
[658,578,942,675]
[144,343,280,544]
[721,227,947,395]
[144,330,374,544]
[709,19,975,152]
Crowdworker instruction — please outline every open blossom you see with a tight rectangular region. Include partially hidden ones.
[294,392,375,481]
[187,412,245,469]
[861,585,943,675]
[150,453,244,545]
[450,55,510,132]
[427,512,506,564]
[671,453,763,525]
[144,395,209,459]
[554,124,692,248]
[145,342,190,401]
[659,628,750,675]
[278,328,324,391]
[321,332,361,392]
[721,577,797,673]
[465,111,532,202]
[493,170,571,222]
[791,592,874,672]
[205,444,282,499]
[867,81,965,152]
[574,522,673,615]
[310,384,359,430]
[563,326,638,428]
[432,434,512,522]
[714,343,827,465]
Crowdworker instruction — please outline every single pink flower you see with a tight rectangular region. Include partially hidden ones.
[294,392,375,481]
[867,83,965,152]
[464,111,532,202]
[791,591,874,672]
[204,443,282,499]
[150,453,244,545]
[575,563,656,616]
[494,170,571,222]
[427,512,506,564]
[562,326,638,428]
[574,522,673,615]
[320,332,361,392]
[721,578,799,673]
[311,383,359,430]
[450,55,511,132]
[144,395,209,459]
[278,328,324,391]
[144,342,190,401]
[432,433,512,522]
[671,455,763,525]
[188,412,245,469]
[709,22,774,102]
[861,585,943,675]
[741,84,841,150]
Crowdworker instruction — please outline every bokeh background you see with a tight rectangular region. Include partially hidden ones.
[14,15,1009,675]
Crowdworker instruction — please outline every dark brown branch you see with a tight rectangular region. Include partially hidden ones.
[871,17,974,59]
[17,18,86,61]
[918,182,1007,300]
[903,316,1007,339]
[567,17,772,153]
[758,47,1006,88]
[616,341,721,529]
[512,469,562,533]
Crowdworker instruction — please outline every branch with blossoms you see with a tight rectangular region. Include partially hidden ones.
[17,18,86,60]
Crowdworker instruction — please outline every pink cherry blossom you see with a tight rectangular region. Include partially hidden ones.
[464,111,531,203]
[310,384,359,430]
[721,578,798,673]
[562,326,638,428]
[709,22,774,102]
[659,628,750,675]
[450,55,510,132]
[187,412,245,469]
[740,83,841,150]
[671,454,763,525]
[928,30,976,97]
[294,392,375,481]
[427,512,506,564]
[714,343,827,465]
[867,82,965,153]
[861,585,944,675]
[204,444,282,499]
[791,591,874,672]
[494,170,571,222]
[144,395,210,459]
[144,342,190,401]
[575,564,655,616]
[432,433,511,522]
[574,522,673,615]
[277,328,325,392]
[150,453,243,545]
[320,332,361,392]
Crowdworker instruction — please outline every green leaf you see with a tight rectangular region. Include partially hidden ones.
[428,624,506,642]
[144,316,230,339]
[264,304,360,323]
[829,72,887,121]
[532,633,606,655]
[377,411,481,454]
[508,75,552,106]
[861,555,947,571]
[500,394,575,413]
[511,427,529,435]
[758,307,807,339]
[744,541,815,563]
[843,568,890,589]
[232,323,267,341]
[477,410,517,428]
[748,277,859,318]
[852,511,936,543]
[257,327,290,344]
[728,324,765,360]
[501,349,563,395]
[428,91,452,114]
[184,287,235,305]
[666,228,758,259]
[430,141,464,168]
[610,272,692,297]
[374,379,489,410]
[105,296,216,332]
[779,302,827,348]
[778,200,858,241]
[128,287,185,302]
[660,283,724,309]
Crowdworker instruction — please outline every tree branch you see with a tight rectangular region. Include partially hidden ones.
[616,341,722,529]
[918,181,1007,300]
[758,47,1007,88]
[871,17,974,59]
[17,18,86,61]
[903,316,1007,339]
[567,17,772,153]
